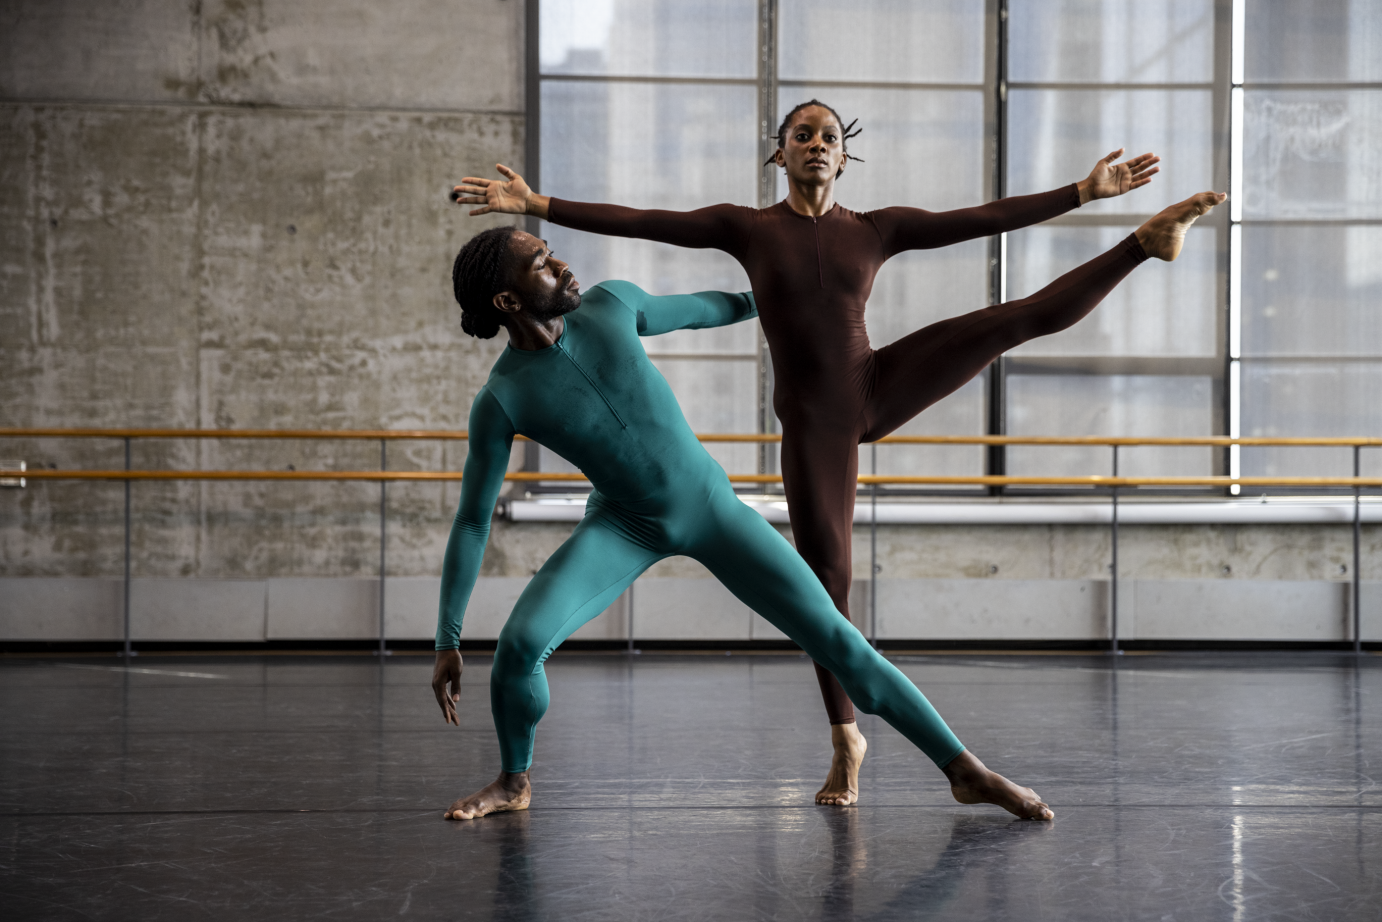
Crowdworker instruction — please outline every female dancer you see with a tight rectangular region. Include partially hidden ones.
[453,99,1222,806]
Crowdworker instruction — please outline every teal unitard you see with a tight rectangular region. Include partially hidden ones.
[435,281,965,773]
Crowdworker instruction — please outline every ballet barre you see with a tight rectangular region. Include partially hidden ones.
[10,470,1382,487]
[4,427,1381,446]
[3,429,1376,658]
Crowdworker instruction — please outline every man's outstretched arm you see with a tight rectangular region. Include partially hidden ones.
[879,149,1161,255]
[599,281,757,337]
[431,389,515,725]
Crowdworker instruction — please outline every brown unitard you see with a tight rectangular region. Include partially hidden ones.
[548,186,1147,723]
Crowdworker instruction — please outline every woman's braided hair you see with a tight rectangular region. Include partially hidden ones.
[452,226,519,340]
[765,99,864,179]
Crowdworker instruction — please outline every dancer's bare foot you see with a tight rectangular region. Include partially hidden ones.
[816,722,867,806]
[1135,191,1227,261]
[444,771,531,820]
[942,751,1053,821]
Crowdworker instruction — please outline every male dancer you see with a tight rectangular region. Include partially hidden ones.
[453,100,1224,806]
[432,225,1054,821]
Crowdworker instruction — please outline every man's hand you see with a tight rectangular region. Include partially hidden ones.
[432,650,464,726]
[1077,149,1160,204]
[450,164,550,219]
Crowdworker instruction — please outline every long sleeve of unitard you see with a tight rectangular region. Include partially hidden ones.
[547,200,754,257]
[596,280,757,335]
[868,185,1081,257]
[435,388,515,650]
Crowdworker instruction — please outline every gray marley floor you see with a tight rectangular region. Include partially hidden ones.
[0,651,1378,921]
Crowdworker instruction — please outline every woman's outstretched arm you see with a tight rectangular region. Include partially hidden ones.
[876,149,1160,255]
[452,165,752,255]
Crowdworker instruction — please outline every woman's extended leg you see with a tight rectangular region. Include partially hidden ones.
[863,234,1147,439]
[687,488,1052,819]
[444,514,661,820]
[863,192,1225,438]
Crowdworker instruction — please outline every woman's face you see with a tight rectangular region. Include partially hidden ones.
[776,105,845,184]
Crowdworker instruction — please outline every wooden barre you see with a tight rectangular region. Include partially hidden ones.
[0,428,476,441]
[14,470,1382,488]
[2,428,1381,448]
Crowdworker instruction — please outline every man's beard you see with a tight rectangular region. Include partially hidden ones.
[526,278,581,323]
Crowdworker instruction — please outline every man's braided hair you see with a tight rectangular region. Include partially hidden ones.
[452,226,519,339]
[765,99,864,179]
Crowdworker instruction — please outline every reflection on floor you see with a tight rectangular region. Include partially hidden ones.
[0,652,1377,920]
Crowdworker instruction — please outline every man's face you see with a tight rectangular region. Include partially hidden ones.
[498,231,582,322]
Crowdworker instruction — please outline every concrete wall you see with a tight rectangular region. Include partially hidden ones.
[1,0,525,583]
[1,2,1376,645]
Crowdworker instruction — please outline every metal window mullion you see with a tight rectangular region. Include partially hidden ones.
[1110,444,1120,655]
[1227,0,1245,494]
[524,0,541,236]
[1354,445,1362,655]
[1006,81,1215,91]
[1238,218,1382,227]
[542,74,756,86]
[985,0,1009,491]
[870,443,878,648]
[1212,0,1236,488]
[756,0,779,480]
[779,78,985,92]
[123,436,133,659]
[378,439,388,658]
[524,0,543,483]
[1240,81,1382,91]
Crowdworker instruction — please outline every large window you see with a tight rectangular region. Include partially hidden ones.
[1235,0,1382,481]
[1005,0,1223,482]
[532,1,1375,491]
[538,0,761,479]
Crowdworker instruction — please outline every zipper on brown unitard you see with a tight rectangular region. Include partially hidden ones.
[812,216,824,288]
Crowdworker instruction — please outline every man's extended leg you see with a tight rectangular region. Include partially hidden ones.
[445,514,661,820]
[687,487,1052,819]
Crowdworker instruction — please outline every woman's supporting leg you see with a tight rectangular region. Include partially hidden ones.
[777,235,1146,788]
[490,516,661,772]
[863,234,1147,439]
[777,422,863,727]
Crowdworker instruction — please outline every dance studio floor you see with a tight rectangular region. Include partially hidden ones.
[1,650,1378,920]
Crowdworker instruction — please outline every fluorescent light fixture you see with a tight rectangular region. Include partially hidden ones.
[1231,0,1246,85]
[999,232,1008,304]
[1229,224,1241,359]
[1229,360,1241,495]
[1230,87,1244,223]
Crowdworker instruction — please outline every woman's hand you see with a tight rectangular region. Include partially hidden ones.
[1077,149,1160,204]
[431,649,464,725]
[451,164,550,219]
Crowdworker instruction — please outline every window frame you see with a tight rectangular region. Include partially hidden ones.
[524,0,1371,498]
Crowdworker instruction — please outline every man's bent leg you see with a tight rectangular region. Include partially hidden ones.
[446,516,660,820]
